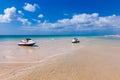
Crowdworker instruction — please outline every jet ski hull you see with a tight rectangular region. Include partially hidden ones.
[72,38,80,43]
[72,41,80,43]
[18,43,35,46]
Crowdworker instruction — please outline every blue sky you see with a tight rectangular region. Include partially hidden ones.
[0,0,120,35]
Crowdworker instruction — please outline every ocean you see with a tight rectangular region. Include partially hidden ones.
[0,35,91,39]
[0,35,92,41]
[0,35,120,40]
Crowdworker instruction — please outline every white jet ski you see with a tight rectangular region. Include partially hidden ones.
[72,38,80,43]
[18,38,36,46]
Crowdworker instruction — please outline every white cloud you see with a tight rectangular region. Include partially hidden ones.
[38,14,44,18]
[23,13,120,33]
[0,7,16,23]
[35,13,100,31]
[23,3,39,12]
[95,15,120,28]
[18,10,24,15]
[48,13,120,31]
[17,17,31,25]
[0,7,32,25]
[58,13,99,26]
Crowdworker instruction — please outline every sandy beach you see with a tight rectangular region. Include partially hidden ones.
[1,37,120,80]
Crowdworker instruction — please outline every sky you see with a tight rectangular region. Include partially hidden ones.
[0,0,120,35]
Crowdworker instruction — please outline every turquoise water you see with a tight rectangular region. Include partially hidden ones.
[0,35,94,40]
[0,35,120,41]
[0,35,120,47]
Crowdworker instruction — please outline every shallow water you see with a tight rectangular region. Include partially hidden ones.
[0,36,120,63]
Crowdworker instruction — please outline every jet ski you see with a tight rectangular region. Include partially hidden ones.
[18,38,36,46]
[72,38,80,43]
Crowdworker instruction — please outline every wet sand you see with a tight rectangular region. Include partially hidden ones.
[1,38,120,80]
